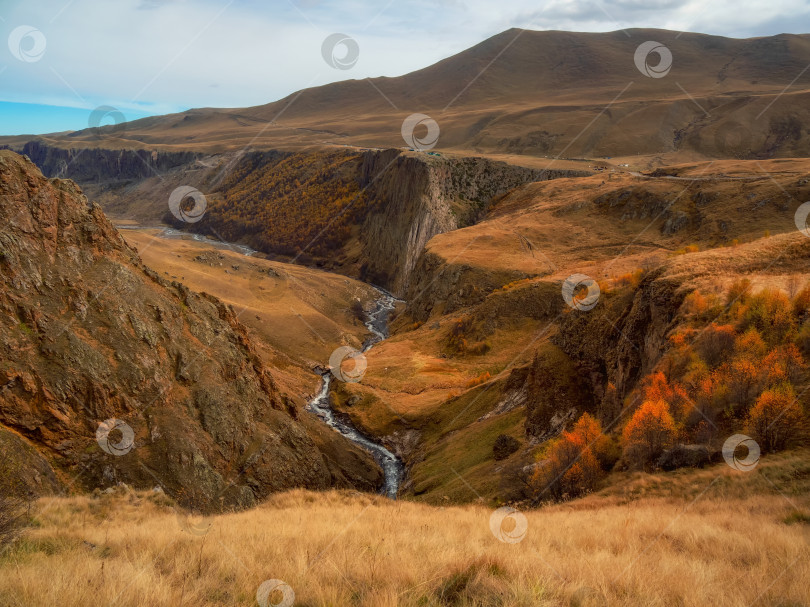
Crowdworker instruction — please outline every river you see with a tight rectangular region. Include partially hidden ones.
[306,290,404,499]
[133,225,405,498]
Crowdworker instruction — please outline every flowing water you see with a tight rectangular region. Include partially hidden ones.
[124,225,405,497]
[307,290,405,498]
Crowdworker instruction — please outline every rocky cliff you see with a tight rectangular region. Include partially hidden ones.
[20,140,202,183]
[10,142,588,296]
[0,150,381,507]
[359,151,587,294]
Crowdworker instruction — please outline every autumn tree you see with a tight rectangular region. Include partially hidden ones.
[696,323,736,367]
[728,357,761,414]
[642,372,691,422]
[762,344,805,386]
[740,289,795,344]
[792,284,810,319]
[532,413,610,501]
[622,400,677,468]
[747,385,804,452]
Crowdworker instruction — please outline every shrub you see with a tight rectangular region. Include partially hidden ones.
[726,278,752,306]
[614,268,644,289]
[762,344,805,386]
[683,291,709,316]
[465,371,491,388]
[493,434,520,460]
[622,400,677,468]
[690,369,727,430]
[734,328,767,359]
[795,322,810,355]
[728,357,762,413]
[642,372,690,420]
[793,285,810,319]
[696,324,736,367]
[747,385,804,452]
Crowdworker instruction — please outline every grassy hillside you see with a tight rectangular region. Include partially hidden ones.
[6,29,810,161]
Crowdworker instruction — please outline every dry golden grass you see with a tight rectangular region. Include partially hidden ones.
[3,458,809,607]
[119,228,377,400]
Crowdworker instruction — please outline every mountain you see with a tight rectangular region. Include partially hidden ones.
[5,28,810,159]
[0,150,381,507]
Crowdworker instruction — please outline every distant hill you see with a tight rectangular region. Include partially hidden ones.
[5,28,810,159]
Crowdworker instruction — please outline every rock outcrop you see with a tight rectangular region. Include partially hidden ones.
[360,151,588,294]
[0,150,381,508]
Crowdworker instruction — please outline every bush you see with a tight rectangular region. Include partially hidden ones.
[793,285,810,319]
[492,435,520,460]
[465,371,491,388]
[740,289,795,344]
[696,324,736,367]
[726,278,752,306]
[642,372,690,421]
[762,344,805,386]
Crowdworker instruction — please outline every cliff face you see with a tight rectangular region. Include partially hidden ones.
[20,140,201,183]
[12,142,587,297]
[0,151,381,507]
[360,151,588,294]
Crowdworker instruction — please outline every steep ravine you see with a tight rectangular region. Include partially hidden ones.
[12,141,589,297]
[0,151,383,506]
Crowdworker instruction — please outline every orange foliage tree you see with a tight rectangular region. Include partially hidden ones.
[642,372,691,422]
[747,385,804,452]
[622,400,677,468]
[532,413,611,501]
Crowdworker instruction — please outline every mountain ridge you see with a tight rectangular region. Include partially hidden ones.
[5,28,810,159]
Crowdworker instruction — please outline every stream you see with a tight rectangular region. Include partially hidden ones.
[306,290,405,499]
[125,225,405,497]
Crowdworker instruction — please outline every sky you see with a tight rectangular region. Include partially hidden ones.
[2,0,810,135]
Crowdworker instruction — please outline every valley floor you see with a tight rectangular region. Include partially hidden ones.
[2,451,808,607]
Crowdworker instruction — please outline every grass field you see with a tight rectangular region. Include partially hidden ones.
[119,227,378,401]
[2,450,808,607]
